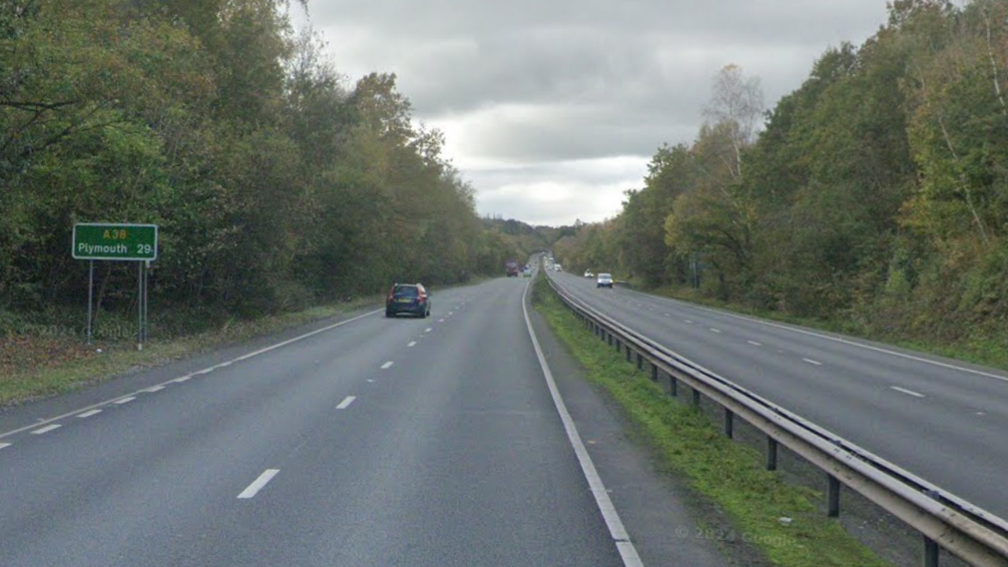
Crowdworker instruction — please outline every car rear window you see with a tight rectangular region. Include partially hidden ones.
[394,286,419,297]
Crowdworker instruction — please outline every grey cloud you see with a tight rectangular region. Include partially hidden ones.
[296,0,891,224]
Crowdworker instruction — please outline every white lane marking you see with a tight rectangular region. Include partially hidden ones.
[0,443,10,450]
[407,341,417,348]
[424,328,432,333]
[77,409,103,418]
[685,320,693,324]
[891,386,925,399]
[521,279,642,567]
[802,358,823,366]
[336,396,356,410]
[448,311,454,316]
[0,308,383,442]
[218,361,232,368]
[237,469,280,499]
[438,318,445,323]
[977,411,987,416]
[709,328,722,334]
[673,301,1008,384]
[31,424,61,435]
[366,379,375,383]
[173,375,192,383]
[617,542,645,567]
[114,397,136,405]
[664,313,672,317]
[747,340,763,347]
[381,361,394,370]
[145,385,165,393]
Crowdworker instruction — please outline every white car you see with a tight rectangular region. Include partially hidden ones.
[596,273,613,288]
[584,270,594,278]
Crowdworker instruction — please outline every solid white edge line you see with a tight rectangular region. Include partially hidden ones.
[114,397,136,405]
[0,308,384,442]
[77,409,103,418]
[31,424,61,435]
[709,328,721,334]
[237,469,280,499]
[521,278,643,567]
[145,385,165,393]
[891,386,926,399]
[336,396,356,409]
[673,301,1008,384]
[802,358,823,366]
[0,442,10,450]
[747,340,762,346]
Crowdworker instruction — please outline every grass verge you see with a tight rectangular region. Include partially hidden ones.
[0,296,381,408]
[532,276,891,567]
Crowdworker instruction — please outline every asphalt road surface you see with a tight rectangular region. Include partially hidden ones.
[549,271,1008,519]
[0,275,710,567]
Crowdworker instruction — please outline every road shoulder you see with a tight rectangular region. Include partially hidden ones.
[526,301,768,567]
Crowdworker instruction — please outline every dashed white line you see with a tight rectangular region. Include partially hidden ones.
[407,341,417,348]
[685,320,694,324]
[438,318,445,323]
[31,424,61,435]
[747,340,763,347]
[381,361,394,370]
[237,469,280,499]
[366,379,375,383]
[0,308,385,443]
[77,409,103,418]
[114,397,136,405]
[0,442,10,450]
[424,328,432,333]
[709,328,722,334]
[145,385,165,393]
[336,396,356,410]
[891,386,925,399]
[802,358,823,366]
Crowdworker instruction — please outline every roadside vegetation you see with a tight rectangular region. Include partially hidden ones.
[553,0,1008,372]
[532,276,891,567]
[0,0,566,390]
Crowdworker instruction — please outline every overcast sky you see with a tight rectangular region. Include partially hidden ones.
[293,1,892,227]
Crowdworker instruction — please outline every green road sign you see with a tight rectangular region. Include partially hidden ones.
[72,223,158,261]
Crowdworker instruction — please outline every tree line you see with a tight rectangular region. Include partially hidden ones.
[0,0,530,327]
[556,0,1008,344]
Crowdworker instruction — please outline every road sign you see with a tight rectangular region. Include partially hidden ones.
[72,223,158,261]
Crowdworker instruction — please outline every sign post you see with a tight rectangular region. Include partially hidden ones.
[73,223,158,350]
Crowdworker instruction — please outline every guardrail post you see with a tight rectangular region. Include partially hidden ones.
[651,363,658,382]
[766,437,778,471]
[670,376,678,397]
[615,338,621,353]
[827,474,841,517]
[724,409,734,439]
[608,333,613,347]
[636,352,643,370]
[692,389,701,407]
[923,535,939,567]
[626,347,632,363]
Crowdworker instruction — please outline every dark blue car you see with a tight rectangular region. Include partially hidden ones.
[385,283,431,318]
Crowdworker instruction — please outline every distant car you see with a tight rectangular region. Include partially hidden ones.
[523,266,532,277]
[506,261,520,277]
[385,283,431,318]
[596,273,613,288]
[554,264,563,272]
[583,270,594,278]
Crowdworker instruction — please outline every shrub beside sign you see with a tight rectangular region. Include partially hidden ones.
[72,223,158,261]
